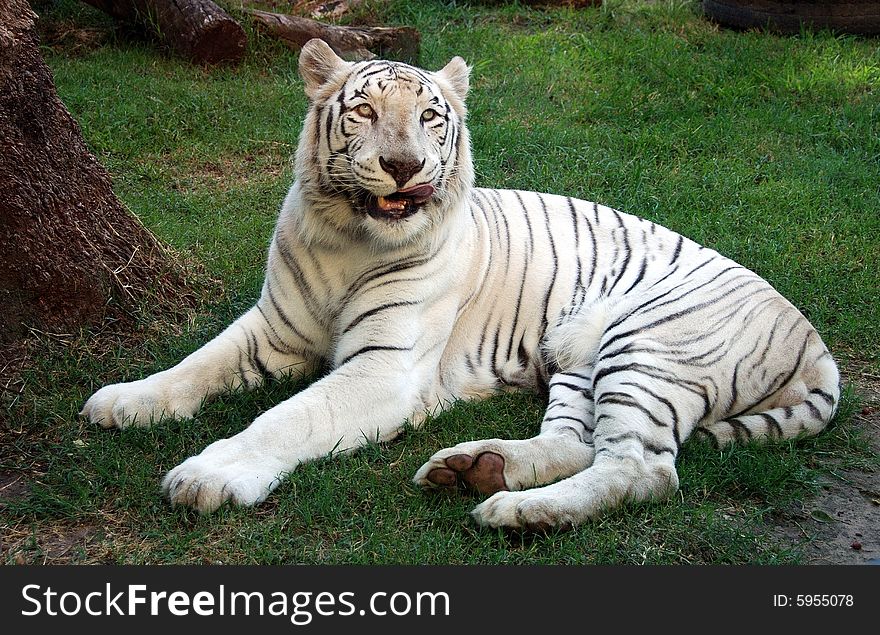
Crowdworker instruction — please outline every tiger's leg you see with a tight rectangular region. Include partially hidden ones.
[413,369,596,494]
[80,304,317,428]
[696,344,840,446]
[471,363,699,530]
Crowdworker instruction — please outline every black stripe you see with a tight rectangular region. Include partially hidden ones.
[727,417,752,441]
[543,414,589,426]
[505,236,528,362]
[465,354,475,374]
[237,349,247,386]
[769,338,812,408]
[693,427,719,448]
[324,102,335,151]
[517,336,530,368]
[759,412,784,438]
[649,265,680,290]
[810,388,835,406]
[274,239,324,323]
[342,301,419,334]
[599,431,639,445]
[620,381,681,448]
[634,266,746,319]
[644,442,677,457]
[677,339,728,367]
[683,255,719,279]
[566,198,583,293]
[476,317,491,368]
[490,320,504,377]
[356,64,391,81]
[670,235,684,265]
[621,256,648,296]
[313,106,324,147]
[593,362,713,420]
[558,370,593,382]
[338,345,412,367]
[597,392,669,428]
[256,303,298,354]
[804,399,822,420]
[265,284,316,348]
[604,283,686,334]
[248,332,269,377]
[552,381,590,393]
[605,211,631,295]
[513,191,535,261]
[724,333,783,420]
[585,204,598,289]
[343,254,435,303]
[728,362,740,415]
[537,194,559,337]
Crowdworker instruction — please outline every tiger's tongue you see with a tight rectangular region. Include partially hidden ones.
[397,184,435,202]
[377,184,435,211]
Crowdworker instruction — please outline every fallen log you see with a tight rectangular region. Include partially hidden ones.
[703,0,880,35]
[245,8,419,63]
[82,0,247,65]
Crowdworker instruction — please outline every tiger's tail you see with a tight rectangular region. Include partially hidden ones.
[696,350,840,446]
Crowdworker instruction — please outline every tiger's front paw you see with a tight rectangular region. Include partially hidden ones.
[413,440,509,495]
[161,438,287,513]
[80,373,204,429]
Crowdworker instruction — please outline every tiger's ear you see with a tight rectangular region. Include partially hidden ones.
[299,39,348,100]
[436,56,470,99]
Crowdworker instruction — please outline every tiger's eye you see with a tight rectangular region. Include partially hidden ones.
[354,104,375,119]
[421,109,439,122]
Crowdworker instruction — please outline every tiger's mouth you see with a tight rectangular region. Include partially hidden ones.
[364,184,436,221]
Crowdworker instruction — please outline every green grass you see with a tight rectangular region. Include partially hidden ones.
[3,0,878,564]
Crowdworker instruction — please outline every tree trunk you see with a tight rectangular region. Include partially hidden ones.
[0,0,196,352]
[82,0,247,65]
[245,9,420,63]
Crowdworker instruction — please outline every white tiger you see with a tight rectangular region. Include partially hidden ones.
[81,39,840,530]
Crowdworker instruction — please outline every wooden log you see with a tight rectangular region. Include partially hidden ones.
[82,0,247,65]
[703,0,880,35]
[245,8,420,63]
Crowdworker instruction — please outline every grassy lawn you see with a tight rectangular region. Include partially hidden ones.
[2,0,878,564]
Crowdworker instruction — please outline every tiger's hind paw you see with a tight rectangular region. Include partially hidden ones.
[413,441,509,495]
[471,490,576,532]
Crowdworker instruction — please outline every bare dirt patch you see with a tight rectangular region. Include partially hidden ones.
[2,522,104,564]
[158,147,295,193]
[0,470,31,503]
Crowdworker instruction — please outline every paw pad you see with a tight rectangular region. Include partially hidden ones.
[428,451,508,495]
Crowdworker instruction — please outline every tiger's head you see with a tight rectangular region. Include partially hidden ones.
[293,39,473,248]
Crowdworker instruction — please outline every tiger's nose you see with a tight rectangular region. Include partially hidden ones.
[379,156,425,188]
